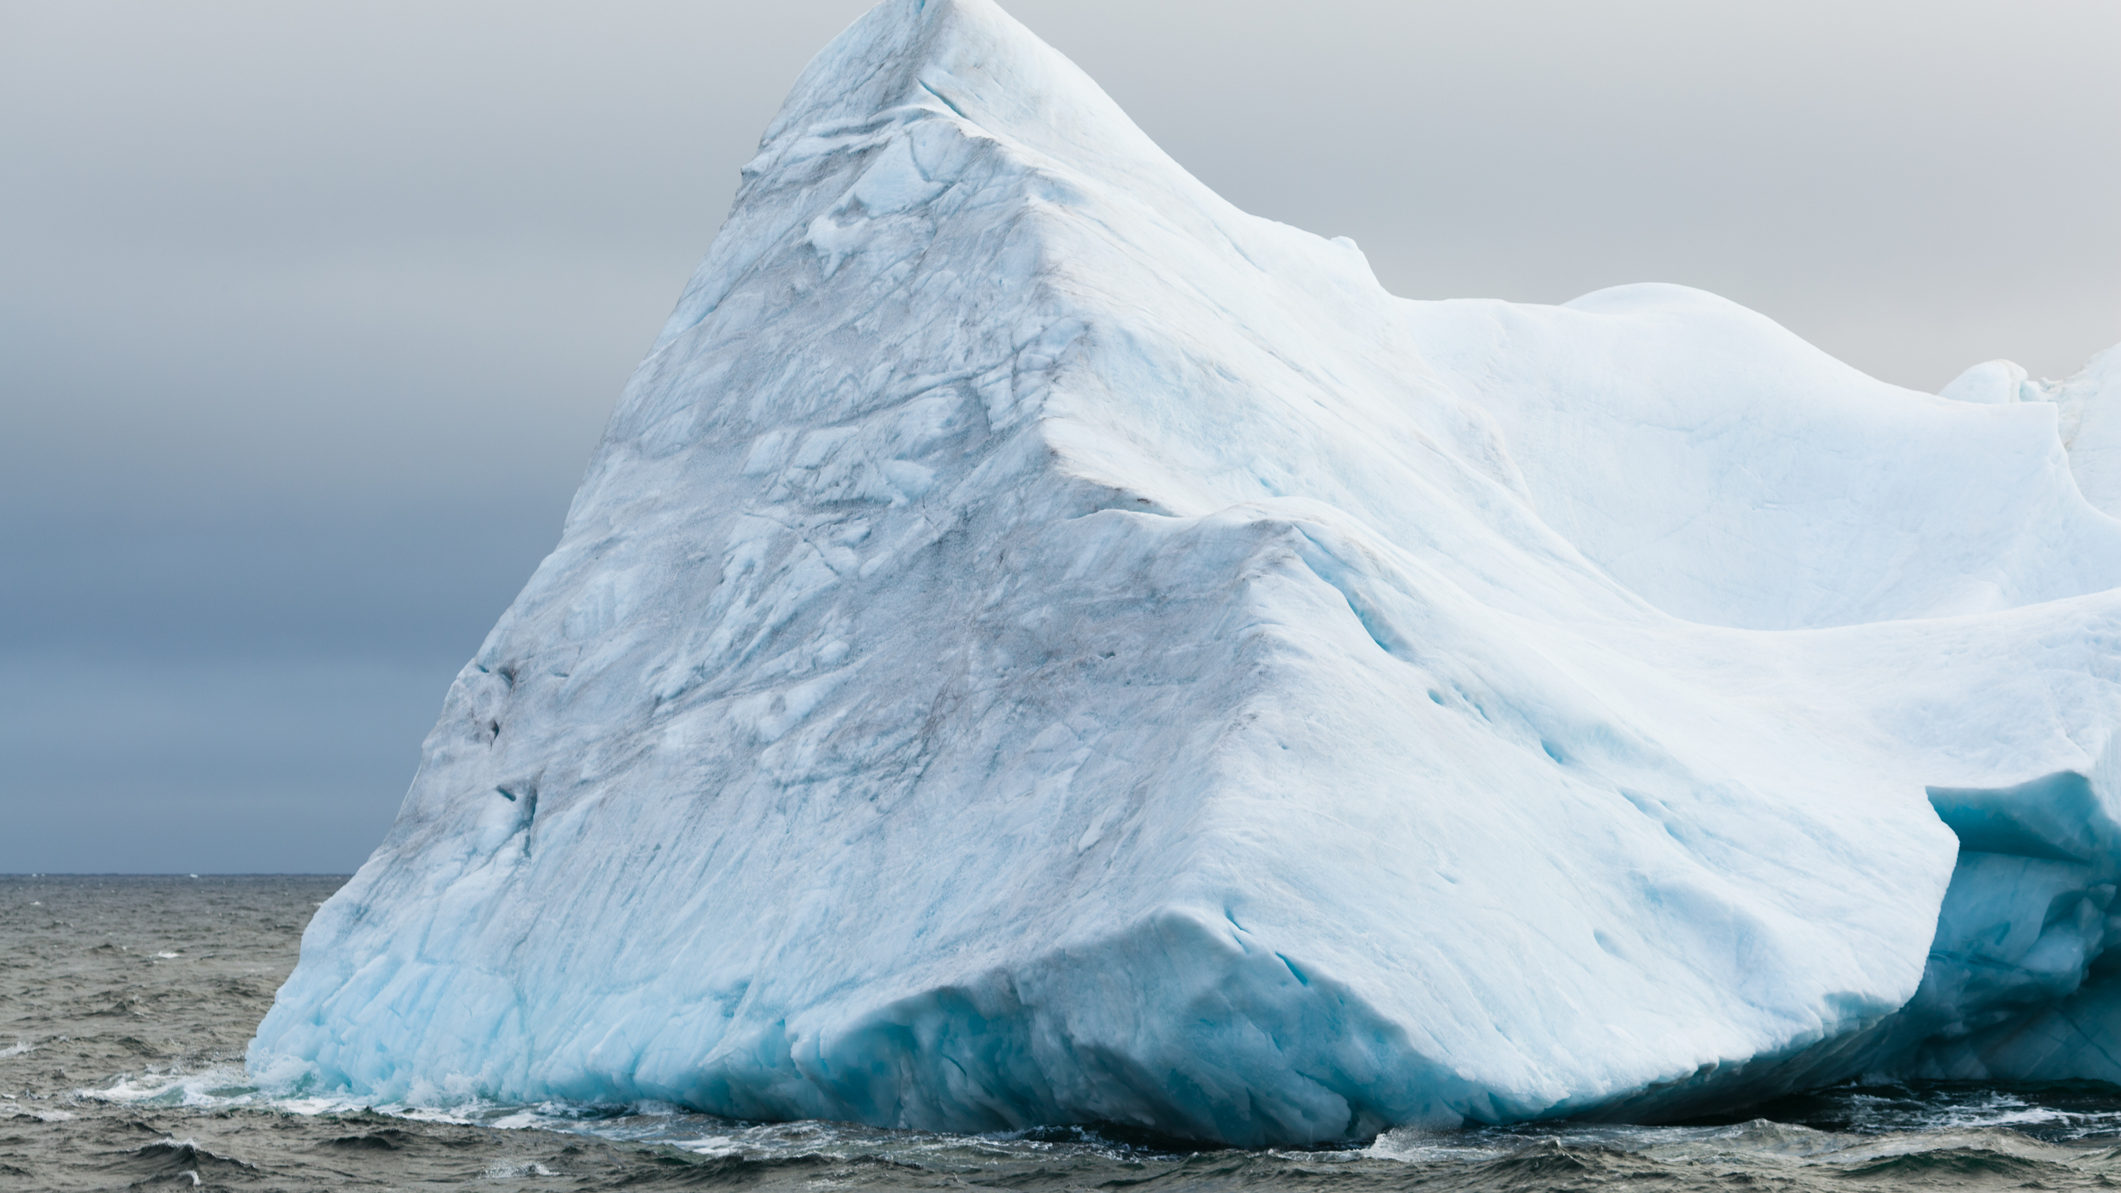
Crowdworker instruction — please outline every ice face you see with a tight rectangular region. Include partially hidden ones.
[1944,348,2121,517]
[248,0,2121,1144]
[2049,346,2121,515]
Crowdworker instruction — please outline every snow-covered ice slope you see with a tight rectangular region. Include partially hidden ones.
[251,0,2121,1143]
[1942,346,2121,517]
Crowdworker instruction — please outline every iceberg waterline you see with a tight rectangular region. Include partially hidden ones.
[249,0,2121,1145]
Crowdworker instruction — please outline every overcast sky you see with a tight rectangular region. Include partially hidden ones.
[5,0,2118,872]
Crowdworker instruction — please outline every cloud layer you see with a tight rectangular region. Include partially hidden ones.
[3,0,2116,871]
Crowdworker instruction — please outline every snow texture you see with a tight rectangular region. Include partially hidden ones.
[1940,346,2121,517]
[252,0,2121,1144]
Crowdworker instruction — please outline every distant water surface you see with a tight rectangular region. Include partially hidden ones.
[11,875,2121,1190]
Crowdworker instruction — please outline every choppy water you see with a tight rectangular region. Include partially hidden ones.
[14,877,2121,1190]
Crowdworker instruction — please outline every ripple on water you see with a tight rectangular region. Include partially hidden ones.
[17,876,2121,1190]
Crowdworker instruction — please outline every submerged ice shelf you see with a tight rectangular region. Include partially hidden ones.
[251,0,2121,1145]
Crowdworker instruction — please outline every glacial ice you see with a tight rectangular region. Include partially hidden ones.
[250,0,2121,1144]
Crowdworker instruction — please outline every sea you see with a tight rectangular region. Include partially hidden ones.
[12,876,2121,1191]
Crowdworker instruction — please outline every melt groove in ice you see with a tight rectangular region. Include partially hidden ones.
[250,0,2121,1145]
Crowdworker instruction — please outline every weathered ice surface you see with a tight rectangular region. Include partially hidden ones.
[1942,347,2121,516]
[252,0,2121,1145]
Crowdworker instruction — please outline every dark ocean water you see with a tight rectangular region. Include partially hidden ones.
[12,877,2121,1191]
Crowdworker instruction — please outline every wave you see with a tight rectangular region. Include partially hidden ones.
[74,1064,2121,1179]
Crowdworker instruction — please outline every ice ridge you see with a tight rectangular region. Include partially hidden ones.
[251,0,2121,1144]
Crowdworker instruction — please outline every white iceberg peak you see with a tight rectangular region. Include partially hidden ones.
[1941,350,2121,516]
[253,0,2121,1144]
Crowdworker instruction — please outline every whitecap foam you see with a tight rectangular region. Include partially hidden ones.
[77,1061,2121,1176]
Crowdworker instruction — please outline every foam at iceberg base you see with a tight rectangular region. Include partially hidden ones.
[248,0,2121,1145]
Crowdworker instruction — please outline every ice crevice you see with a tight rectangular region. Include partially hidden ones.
[1898,749,2121,1083]
[249,0,2121,1145]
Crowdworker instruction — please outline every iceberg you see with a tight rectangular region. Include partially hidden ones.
[251,0,2121,1144]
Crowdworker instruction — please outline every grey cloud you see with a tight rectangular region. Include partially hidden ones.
[3,0,2116,871]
